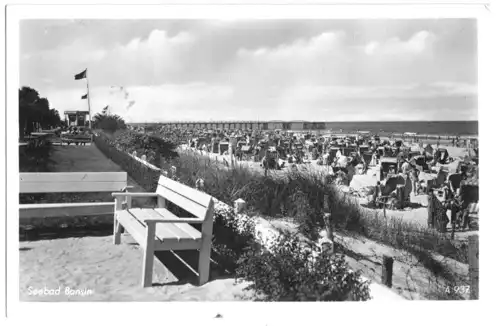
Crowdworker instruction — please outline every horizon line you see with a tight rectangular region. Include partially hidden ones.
[127,119,479,123]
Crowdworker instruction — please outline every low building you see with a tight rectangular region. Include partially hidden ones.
[64,110,89,127]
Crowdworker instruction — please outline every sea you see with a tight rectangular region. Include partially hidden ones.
[321,121,478,136]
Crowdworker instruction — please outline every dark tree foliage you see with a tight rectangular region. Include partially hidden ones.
[19,86,63,138]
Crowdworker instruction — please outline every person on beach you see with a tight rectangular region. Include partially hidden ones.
[346,160,355,185]
[427,189,449,232]
[312,147,318,160]
[360,155,368,174]
[436,198,449,233]
[370,152,378,166]
[410,162,420,195]
[427,189,437,229]
[236,147,243,161]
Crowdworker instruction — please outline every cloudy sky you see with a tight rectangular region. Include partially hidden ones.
[20,19,477,122]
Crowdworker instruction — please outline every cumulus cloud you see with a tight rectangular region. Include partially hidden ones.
[230,29,442,90]
[91,29,197,86]
[228,31,352,90]
[21,29,196,89]
[364,30,437,56]
[115,29,194,59]
[238,31,346,60]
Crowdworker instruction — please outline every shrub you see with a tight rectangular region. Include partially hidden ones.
[112,129,179,162]
[235,231,371,301]
[93,133,161,192]
[98,129,179,166]
[211,201,257,272]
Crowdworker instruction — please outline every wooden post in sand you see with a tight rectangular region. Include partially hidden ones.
[468,234,479,299]
[372,182,379,206]
[450,203,457,240]
[195,178,205,191]
[382,255,394,288]
[323,194,334,244]
[321,194,334,255]
[234,198,246,214]
[396,185,405,210]
[228,144,234,169]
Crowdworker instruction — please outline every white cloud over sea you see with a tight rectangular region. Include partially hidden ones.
[20,19,477,122]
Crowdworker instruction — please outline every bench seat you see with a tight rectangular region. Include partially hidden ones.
[116,208,202,250]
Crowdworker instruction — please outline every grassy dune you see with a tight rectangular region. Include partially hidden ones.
[97,131,472,299]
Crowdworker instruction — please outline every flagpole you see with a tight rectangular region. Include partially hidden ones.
[86,69,92,130]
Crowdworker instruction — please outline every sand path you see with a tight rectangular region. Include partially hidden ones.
[20,235,253,301]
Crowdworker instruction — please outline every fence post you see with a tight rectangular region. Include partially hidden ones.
[468,234,479,299]
[382,255,394,288]
[234,198,246,214]
[450,204,457,240]
[229,144,234,169]
[322,194,334,253]
[396,184,405,209]
[195,178,205,191]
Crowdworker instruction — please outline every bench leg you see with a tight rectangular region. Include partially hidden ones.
[198,238,212,285]
[113,218,123,245]
[113,198,124,245]
[142,223,156,288]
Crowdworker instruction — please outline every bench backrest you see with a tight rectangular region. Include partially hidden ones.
[19,172,128,194]
[155,175,213,219]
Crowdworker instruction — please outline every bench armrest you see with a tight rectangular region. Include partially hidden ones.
[111,192,158,198]
[143,217,205,224]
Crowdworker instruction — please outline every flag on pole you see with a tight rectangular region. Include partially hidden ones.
[74,69,87,80]
[81,93,88,99]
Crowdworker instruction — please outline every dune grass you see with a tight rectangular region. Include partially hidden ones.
[166,149,470,294]
[169,150,467,255]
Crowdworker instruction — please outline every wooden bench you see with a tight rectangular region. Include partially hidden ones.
[112,175,214,288]
[19,172,129,219]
